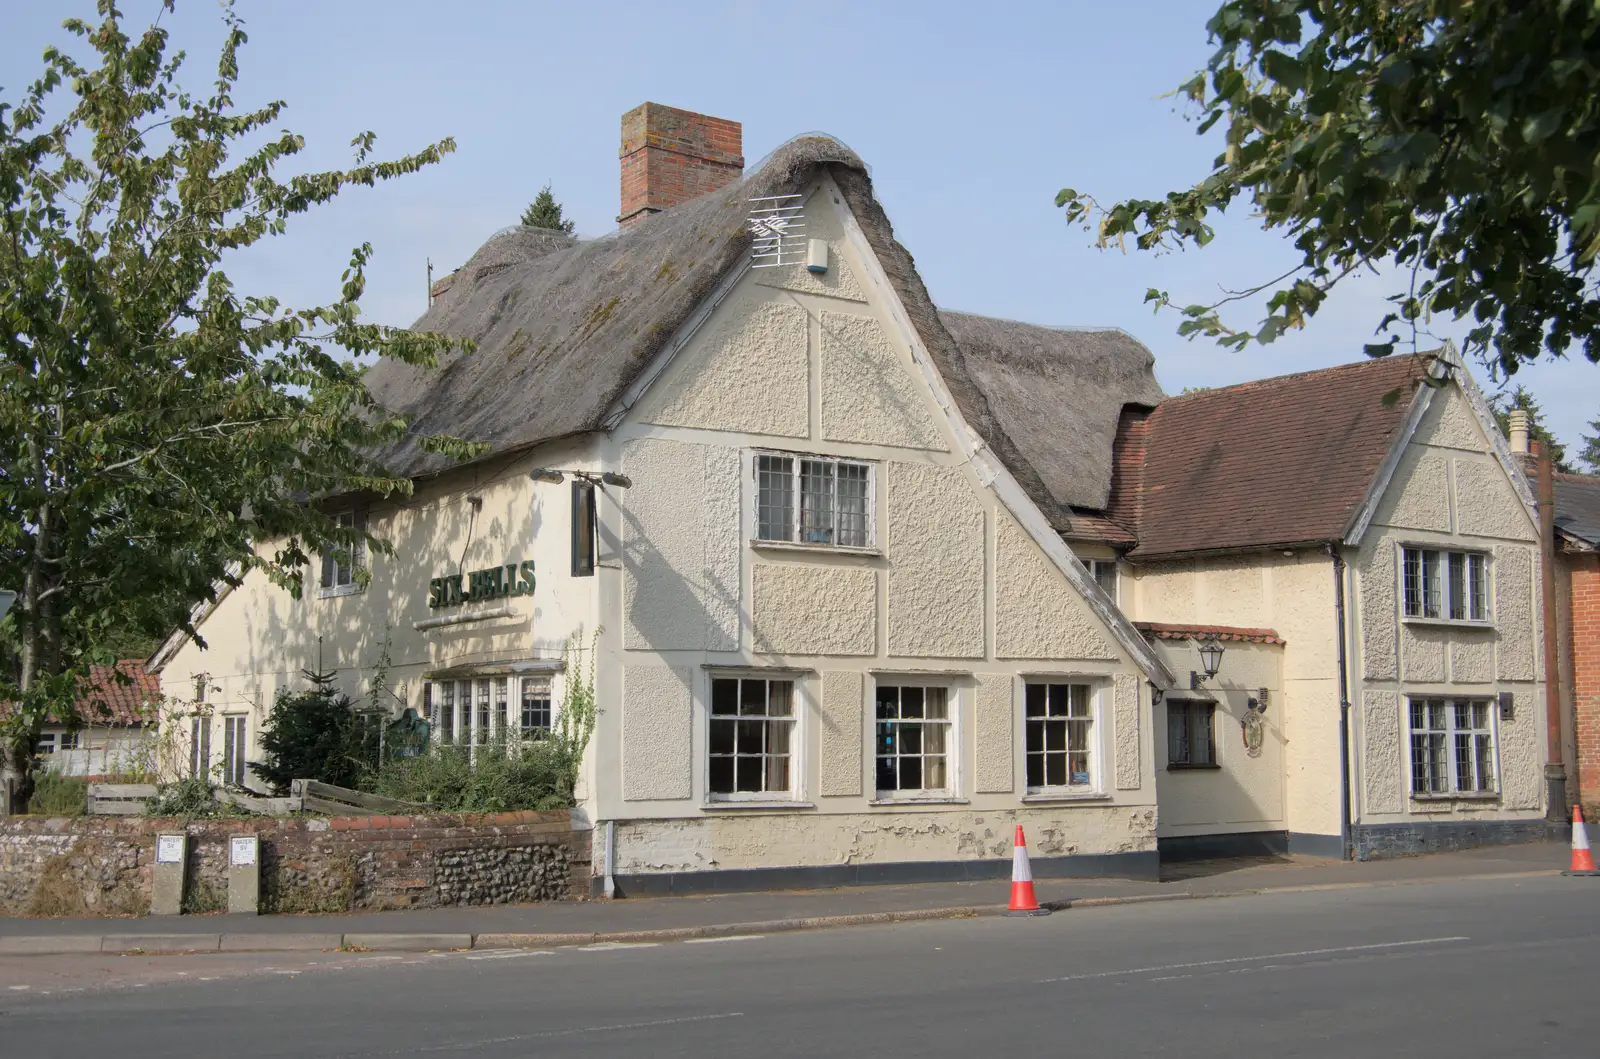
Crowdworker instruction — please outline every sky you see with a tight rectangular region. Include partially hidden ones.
[3,0,1595,453]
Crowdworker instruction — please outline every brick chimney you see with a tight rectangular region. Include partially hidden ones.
[618,103,743,228]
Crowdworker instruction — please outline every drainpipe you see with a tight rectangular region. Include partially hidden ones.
[1535,442,1569,823]
[603,819,617,899]
[1330,544,1354,860]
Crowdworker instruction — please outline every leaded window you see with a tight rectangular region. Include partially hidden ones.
[754,453,872,548]
[1403,547,1487,621]
[1409,697,1497,795]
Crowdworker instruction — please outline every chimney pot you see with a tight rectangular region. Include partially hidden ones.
[618,103,743,228]
[1508,408,1531,454]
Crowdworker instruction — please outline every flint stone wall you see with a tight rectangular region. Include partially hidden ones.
[0,809,589,916]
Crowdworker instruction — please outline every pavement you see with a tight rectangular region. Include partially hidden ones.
[0,841,1570,955]
[1,870,1596,1057]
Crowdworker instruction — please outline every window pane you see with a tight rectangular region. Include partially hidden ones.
[709,755,734,794]
[1194,706,1213,765]
[1048,684,1070,717]
[876,686,899,720]
[1448,552,1467,620]
[1044,752,1066,787]
[1475,734,1495,792]
[1093,561,1117,599]
[768,681,794,717]
[924,687,948,720]
[756,455,794,541]
[1468,554,1487,620]
[1403,548,1422,617]
[1421,551,1442,618]
[876,756,897,792]
[739,679,766,716]
[924,755,947,790]
[711,678,738,716]
[1026,753,1044,788]
[800,459,836,544]
[735,755,763,792]
[1168,703,1189,764]
[1070,685,1090,717]
[901,686,924,719]
[836,463,870,547]
[1025,684,1046,717]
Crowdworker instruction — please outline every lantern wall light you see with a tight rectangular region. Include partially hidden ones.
[1189,637,1225,690]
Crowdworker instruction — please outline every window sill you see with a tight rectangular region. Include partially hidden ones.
[1400,617,1494,631]
[1167,763,1222,772]
[702,799,815,811]
[1410,791,1500,802]
[318,583,364,600]
[750,540,882,558]
[1021,791,1110,804]
[868,796,969,807]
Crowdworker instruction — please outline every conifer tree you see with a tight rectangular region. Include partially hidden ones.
[520,184,576,234]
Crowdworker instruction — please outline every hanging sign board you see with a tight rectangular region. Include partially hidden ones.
[428,560,535,610]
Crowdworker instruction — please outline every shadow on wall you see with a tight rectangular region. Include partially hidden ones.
[177,451,554,718]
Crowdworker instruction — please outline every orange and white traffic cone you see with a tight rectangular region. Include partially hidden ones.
[1564,805,1600,876]
[1004,825,1052,917]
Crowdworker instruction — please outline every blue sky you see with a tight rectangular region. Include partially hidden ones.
[4,0,1595,451]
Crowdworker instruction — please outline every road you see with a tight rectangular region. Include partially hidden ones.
[2,874,1595,1057]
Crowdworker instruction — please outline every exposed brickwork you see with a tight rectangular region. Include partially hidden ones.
[1572,552,1600,815]
[618,103,743,227]
[1104,405,1148,539]
[0,810,589,916]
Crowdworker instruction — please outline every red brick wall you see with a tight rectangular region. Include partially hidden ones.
[619,103,743,226]
[1574,553,1600,813]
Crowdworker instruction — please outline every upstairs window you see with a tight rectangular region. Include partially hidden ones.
[1087,559,1118,601]
[321,510,367,592]
[1402,547,1487,621]
[755,453,872,548]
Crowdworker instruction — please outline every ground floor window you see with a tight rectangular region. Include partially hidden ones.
[709,676,794,796]
[222,715,247,787]
[190,716,211,779]
[1409,697,1497,795]
[521,677,553,736]
[875,684,951,795]
[1025,682,1092,790]
[427,675,555,750]
[1167,700,1215,768]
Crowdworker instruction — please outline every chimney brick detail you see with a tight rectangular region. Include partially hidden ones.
[618,103,743,227]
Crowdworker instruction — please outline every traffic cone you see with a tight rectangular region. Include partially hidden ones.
[1564,805,1600,876]
[1004,825,1052,916]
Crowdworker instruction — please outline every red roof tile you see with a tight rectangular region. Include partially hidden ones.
[1135,622,1286,646]
[1127,356,1430,559]
[1,661,159,726]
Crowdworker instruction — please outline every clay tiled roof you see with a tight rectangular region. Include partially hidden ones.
[1127,356,1430,559]
[1135,622,1286,646]
[1,661,159,727]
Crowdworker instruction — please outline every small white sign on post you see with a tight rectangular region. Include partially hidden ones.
[156,834,185,864]
[229,836,257,866]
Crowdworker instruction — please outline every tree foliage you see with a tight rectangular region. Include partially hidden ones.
[251,670,379,794]
[1580,418,1600,476]
[1058,0,1600,375]
[519,184,575,234]
[0,2,483,811]
[1490,385,1570,472]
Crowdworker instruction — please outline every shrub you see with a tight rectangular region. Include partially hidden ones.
[143,777,250,819]
[29,772,88,816]
[363,738,574,813]
[252,670,379,794]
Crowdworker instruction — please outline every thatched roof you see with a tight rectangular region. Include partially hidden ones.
[364,135,1164,542]
[938,312,1164,516]
[365,136,868,478]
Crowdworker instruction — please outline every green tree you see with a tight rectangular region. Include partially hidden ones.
[252,670,379,794]
[0,2,483,812]
[1058,1,1600,375]
[1580,418,1600,476]
[1490,386,1570,472]
[519,184,576,234]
